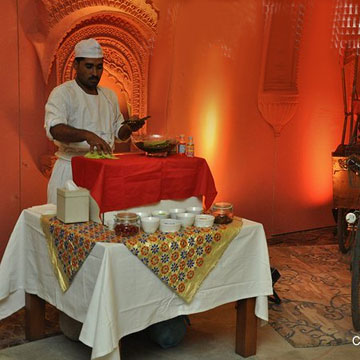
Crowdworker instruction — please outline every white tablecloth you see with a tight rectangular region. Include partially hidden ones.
[0,205,273,360]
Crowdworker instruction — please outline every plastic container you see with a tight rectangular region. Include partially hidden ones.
[178,134,186,155]
[186,136,194,157]
[114,212,140,236]
[211,202,233,224]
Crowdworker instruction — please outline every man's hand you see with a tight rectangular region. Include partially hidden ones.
[118,115,148,141]
[49,124,112,154]
[85,132,112,154]
[125,115,147,132]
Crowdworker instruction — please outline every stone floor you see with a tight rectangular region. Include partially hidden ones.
[0,302,359,360]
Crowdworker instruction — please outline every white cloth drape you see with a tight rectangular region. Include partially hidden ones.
[0,205,273,360]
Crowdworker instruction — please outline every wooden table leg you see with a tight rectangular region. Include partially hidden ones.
[25,293,45,340]
[235,297,257,357]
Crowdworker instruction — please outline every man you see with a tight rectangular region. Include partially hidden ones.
[45,38,144,204]
[44,38,187,348]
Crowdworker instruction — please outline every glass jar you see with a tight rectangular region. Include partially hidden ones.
[114,212,140,237]
[211,202,233,224]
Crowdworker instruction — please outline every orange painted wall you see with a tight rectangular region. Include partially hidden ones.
[0,0,21,258]
[0,0,48,259]
[18,0,48,209]
[148,0,343,235]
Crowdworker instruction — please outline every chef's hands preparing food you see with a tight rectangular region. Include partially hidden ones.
[50,116,149,154]
[50,124,112,153]
[85,131,112,154]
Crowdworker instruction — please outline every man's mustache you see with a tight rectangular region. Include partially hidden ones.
[89,76,99,80]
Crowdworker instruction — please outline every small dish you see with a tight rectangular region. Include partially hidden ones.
[141,216,160,234]
[195,214,215,228]
[169,208,186,219]
[176,212,195,227]
[152,210,169,219]
[160,219,181,233]
[186,206,203,215]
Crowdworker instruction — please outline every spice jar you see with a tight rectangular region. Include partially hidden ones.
[114,212,140,237]
[211,202,233,224]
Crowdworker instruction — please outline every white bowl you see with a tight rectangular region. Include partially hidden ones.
[176,212,195,227]
[152,210,169,219]
[135,211,150,219]
[186,206,203,215]
[160,219,181,233]
[169,208,186,219]
[195,214,215,228]
[141,216,160,234]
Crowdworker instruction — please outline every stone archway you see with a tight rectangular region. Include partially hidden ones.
[55,13,152,117]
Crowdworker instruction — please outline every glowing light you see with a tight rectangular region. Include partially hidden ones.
[198,98,220,164]
[300,111,337,205]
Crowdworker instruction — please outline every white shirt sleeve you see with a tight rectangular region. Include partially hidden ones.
[99,87,125,139]
[44,87,69,141]
[113,94,125,138]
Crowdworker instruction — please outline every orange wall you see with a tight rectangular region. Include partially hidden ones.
[0,0,48,259]
[148,0,343,235]
[0,0,20,258]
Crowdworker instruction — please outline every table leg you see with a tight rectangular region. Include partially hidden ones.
[235,297,257,357]
[25,293,45,340]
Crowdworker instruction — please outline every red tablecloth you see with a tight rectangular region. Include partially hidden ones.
[72,154,217,213]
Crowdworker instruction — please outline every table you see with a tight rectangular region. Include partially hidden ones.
[72,155,218,213]
[0,205,273,360]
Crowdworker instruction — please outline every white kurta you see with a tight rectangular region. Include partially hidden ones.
[44,80,124,204]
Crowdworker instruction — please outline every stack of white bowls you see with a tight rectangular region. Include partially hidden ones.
[139,206,216,233]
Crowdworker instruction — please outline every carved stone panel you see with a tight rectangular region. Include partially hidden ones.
[259,0,306,136]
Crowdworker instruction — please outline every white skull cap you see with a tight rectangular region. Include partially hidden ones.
[74,38,103,58]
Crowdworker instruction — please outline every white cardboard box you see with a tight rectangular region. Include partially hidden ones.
[57,187,90,223]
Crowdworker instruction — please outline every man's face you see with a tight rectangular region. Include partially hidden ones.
[74,58,103,91]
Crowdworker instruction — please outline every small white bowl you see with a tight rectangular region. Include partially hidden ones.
[169,208,186,219]
[176,212,195,227]
[186,206,203,215]
[141,216,160,234]
[152,210,169,219]
[195,214,215,228]
[160,219,181,233]
[136,211,150,219]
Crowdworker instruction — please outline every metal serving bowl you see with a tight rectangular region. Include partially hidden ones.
[131,134,178,157]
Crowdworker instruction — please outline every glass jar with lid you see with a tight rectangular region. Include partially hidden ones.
[114,212,140,236]
[211,202,233,224]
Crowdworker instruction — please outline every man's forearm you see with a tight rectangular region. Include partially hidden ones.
[50,124,91,143]
[50,124,112,153]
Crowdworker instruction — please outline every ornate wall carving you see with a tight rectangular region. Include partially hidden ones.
[259,0,306,136]
[41,0,158,30]
[55,14,151,116]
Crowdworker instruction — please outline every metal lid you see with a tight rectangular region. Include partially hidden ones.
[115,212,139,221]
[212,202,233,210]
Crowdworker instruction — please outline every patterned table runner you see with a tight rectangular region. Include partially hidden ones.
[41,216,243,302]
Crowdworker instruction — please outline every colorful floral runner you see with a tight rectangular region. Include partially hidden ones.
[41,216,243,302]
